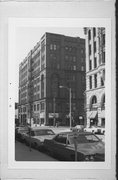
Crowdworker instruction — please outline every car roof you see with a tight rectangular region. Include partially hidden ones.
[30,127,53,131]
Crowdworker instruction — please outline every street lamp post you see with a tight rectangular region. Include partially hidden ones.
[59,86,72,129]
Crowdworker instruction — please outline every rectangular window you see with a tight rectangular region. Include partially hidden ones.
[81,66,84,71]
[54,44,56,50]
[102,51,105,63]
[37,104,40,111]
[72,103,76,111]
[89,60,92,70]
[94,57,97,68]
[72,75,76,81]
[34,104,36,111]
[41,102,44,111]
[93,28,96,37]
[65,46,69,51]
[94,74,97,88]
[101,77,104,86]
[103,34,105,46]
[31,105,33,111]
[94,41,96,53]
[89,76,92,89]
[89,45,91,55]
[50,44,53,50]
[73,66,76,70]
[88,30,91,40]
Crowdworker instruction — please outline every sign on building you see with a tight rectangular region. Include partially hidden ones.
[49,113,59,118]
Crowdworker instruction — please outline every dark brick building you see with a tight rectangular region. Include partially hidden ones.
[18,32,86,126]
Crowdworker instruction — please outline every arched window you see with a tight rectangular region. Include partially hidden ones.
[90,95,97,110]
[92,96,97,104]
[101,94,105,109]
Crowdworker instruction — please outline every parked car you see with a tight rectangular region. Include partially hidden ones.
[44,131,105,161]
[74,125,85,131]
[97,126,105,134]
[15,126,29,142]
[84,126,100,134]
[23,127,55,150]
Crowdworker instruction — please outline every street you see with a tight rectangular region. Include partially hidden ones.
[15,141,57,161]
[15,126,105,161]
[15,126,70,161]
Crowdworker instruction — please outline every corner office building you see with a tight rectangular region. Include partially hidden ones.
[84,28,105,127]
[18,32,85,126]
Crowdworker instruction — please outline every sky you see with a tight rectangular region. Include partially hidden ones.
[15,27,85,102]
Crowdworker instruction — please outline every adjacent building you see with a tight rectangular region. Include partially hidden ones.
[15,102,19,125]
[18,32,86,126]
[84,28,105,127]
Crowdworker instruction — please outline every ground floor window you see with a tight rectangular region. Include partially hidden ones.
[48,118,54,126]
[41,118,44,124]
[90,118,98,127]
[101,118,105,126]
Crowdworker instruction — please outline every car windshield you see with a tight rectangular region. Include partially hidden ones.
[32,129,55,136]
[75,134,99,144]
[19,129,28,133]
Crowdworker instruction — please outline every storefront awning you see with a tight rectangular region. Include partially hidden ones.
[100,110,105,118]
[88,111,97,119]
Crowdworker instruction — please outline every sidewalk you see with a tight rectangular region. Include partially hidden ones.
[15,141,57,161]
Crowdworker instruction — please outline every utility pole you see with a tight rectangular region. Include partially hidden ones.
[59,86,72,129]
[69,88,72,129]
[53,97,56,127]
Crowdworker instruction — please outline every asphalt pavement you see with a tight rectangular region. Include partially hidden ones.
[15,141,57,161]
[15,126,105,161]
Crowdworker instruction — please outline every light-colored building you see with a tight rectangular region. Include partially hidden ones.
[84,28,105,127]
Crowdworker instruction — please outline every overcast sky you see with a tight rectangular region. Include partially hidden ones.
[15,27,85,102]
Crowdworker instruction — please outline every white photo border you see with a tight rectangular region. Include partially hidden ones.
[8,17,111,169]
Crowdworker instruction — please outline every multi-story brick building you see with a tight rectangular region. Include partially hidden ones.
[18,32,86,126]
[84,28,105,127]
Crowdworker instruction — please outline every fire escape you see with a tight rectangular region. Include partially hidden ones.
[28,52,33,127]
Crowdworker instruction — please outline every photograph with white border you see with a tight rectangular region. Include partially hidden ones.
[8,17,111,169]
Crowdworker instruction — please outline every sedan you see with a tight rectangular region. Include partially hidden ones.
[44,131,105,161]
[84,126,100,134]
[97,126,105,135]
[23,127,55,150]
[15,126,29,142]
